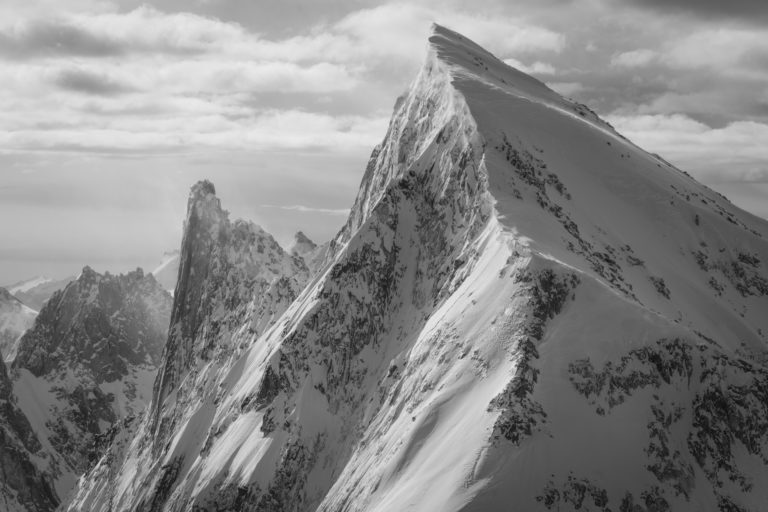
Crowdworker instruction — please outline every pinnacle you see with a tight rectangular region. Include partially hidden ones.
[191,180,216,198]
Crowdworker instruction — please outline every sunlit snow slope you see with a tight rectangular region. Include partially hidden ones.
[67,24,768,512]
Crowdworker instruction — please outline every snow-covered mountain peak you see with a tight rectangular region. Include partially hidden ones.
[427,23,611,132]
[64,27,768,512]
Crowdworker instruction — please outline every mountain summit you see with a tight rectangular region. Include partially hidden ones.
[11,267,172,502]
[66,25,768,512]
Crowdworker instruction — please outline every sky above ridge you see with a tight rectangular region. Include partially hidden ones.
[2,0,768,283]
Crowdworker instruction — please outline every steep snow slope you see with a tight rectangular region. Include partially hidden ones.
[66,25,768,512]
[0,288,37,361]
[12,267,172,503]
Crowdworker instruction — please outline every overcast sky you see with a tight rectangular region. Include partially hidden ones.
[2,0,768,284]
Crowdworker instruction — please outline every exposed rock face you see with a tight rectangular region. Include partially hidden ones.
[64,180,309,510]
[0,352,57,512]
[14,267,169,381]
[12,267,172,499]
[65,25,768,512]
[149,181,309,439]
[0,287,36,361]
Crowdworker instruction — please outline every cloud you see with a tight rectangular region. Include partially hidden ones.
[54,68,135,96]
[0,3,570,158]
[504,58,556,75]
[607,113,768,182]
[611,49,657,67]
[333,3,565,63]
[626,0,768,24]
[0,110,389,154]
[260,204,350,215]
[662,28,768,75]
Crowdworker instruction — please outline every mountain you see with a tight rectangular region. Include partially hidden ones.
[65,24,768,512]
[151,251,180,294]
[0,288,37,361]
[66,180,310,510]
[288,231,329,274]
[8,276,75,312]
[0,350,58,512]
[12,267,172,503]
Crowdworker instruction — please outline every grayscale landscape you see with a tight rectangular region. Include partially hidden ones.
[1,2,768,511]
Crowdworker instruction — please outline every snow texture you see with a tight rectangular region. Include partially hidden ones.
[64,24,768,512]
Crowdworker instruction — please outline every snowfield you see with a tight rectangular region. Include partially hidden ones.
[60,24,768,512]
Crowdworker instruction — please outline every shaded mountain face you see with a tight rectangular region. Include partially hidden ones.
[14,267,170,381]
[9,276,75,312]
[0,288,36,361]
[289,231,329,275]
[150,181,309,429]
[67,25,768,512]
[65,180,312,510]
[0,352,58,512]
[11,267,172,501]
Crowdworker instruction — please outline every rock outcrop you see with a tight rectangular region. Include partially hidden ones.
[12,267,172,500]
[65,25,768,512]
[0,351,57,512]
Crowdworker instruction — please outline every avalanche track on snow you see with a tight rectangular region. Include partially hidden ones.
[66,24,768,512]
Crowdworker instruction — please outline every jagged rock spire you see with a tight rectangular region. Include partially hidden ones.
[150,180,309,440]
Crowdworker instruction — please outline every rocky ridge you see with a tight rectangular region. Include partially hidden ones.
[0,351,57,512]
[65,25,768,512]
[11,267,172,502]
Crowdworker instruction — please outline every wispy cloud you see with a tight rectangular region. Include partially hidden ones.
[611,49,658,67]
[260,204,350,216]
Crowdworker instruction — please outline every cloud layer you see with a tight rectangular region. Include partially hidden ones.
[1,0,768,283]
